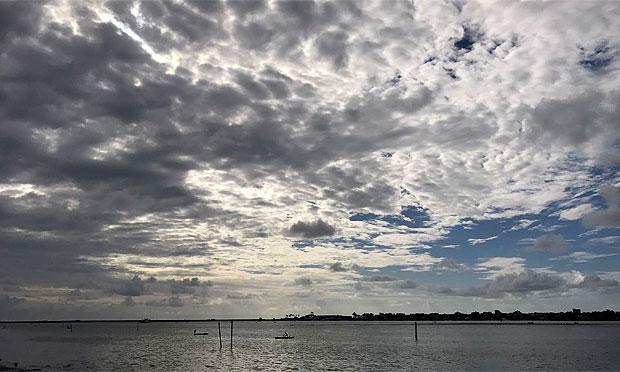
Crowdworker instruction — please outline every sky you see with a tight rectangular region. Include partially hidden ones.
[0,0,619,320]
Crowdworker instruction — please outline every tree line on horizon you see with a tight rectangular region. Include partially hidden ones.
[281,309,619,321]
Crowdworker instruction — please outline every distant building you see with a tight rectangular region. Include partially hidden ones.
[573,308,581,314]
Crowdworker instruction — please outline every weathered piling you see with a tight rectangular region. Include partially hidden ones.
[230,320,234,349]
[218,322,222,350]
[414,321,418,341]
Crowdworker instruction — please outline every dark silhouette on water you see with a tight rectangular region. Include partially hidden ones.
[275,331,294,339]
[193,329,208,335]
[0,360,41,372]
[218,322,222,350]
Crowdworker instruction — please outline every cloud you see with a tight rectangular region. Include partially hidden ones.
[315,30,349,69]
[226,293,255,300]
[361,275,397,282]
[145,296,185,307]
[170,277,201,294]
[327,262,347,272]
[527,91,620,147]
[476,257,526,278]
[166,296,185,307]
[399,280,418,289]
[0,0,619,318]
[583,185,620,229]
[438,269,618,298]
[468,235,497,245]
[112,275,146,297]
[294,277,313,286]
[289,219,336,238]
[436,258,467,271]
[529,234,567,253]
[508,219,536,231]
[556,251,618,263]
[0,1,42,43]
[559,204,596,221]
[587,236,620,246]
[122,296,136,307]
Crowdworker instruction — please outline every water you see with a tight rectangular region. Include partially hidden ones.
[0,321,618,371]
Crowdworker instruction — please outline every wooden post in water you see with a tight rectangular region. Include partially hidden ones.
[230,320,234,349]
[218,322,222,350]
[414,321,418,341]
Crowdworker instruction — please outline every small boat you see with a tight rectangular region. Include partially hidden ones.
[275,332,294,339]
[193,329,208,335]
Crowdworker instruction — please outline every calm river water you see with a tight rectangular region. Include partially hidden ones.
[0,321,618,371]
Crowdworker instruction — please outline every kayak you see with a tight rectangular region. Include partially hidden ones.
[274,336,294,339]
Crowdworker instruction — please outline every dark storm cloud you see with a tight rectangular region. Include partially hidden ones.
[233,70,272,100]
[289,219,336,238]
[233,21,274,50]
[144,0,227,44]
[186,0,225,14]
[0,1,243,291]
[227,0,267,17]
[0,1,43,44]
[315,30,349,69]
[0,0,429,298]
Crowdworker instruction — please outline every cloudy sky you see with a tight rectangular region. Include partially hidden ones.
[1,0,619,320]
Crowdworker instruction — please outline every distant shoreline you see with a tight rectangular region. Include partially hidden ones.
[1,309,618,323]
[1,319,619,324]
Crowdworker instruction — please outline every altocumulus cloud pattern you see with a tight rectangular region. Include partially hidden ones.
[0,0,619,319]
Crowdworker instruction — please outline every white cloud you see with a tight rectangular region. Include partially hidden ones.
[556,252,618,263]
[559,204,596,221]
[476,257,526,278]
[468,235,498,245]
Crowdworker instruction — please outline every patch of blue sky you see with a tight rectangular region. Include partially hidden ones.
[349,205,433,229]
[551,254,620,273]
[433,207,619,275]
